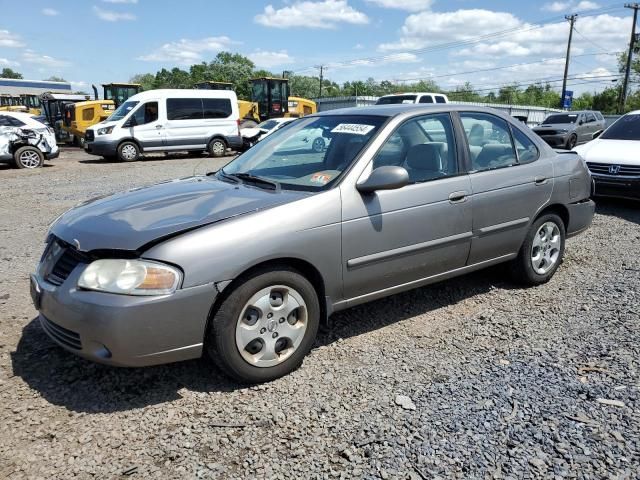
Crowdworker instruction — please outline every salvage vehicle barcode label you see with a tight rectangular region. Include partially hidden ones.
[331,124,375,135]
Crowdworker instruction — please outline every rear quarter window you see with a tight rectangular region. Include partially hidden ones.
[435,96,447,104]
[203,98,232,119]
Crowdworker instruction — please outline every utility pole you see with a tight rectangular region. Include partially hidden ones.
[560,14,578,110]
[620,3,639,113]
[317,65,324,98]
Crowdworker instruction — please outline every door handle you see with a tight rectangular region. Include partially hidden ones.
[448,191,467,203]
[534,176,547,185]
[155,124,163,129]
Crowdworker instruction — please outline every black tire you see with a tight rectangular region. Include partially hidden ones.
[72,135,85,148]
[510,213,566,286]
[311,137,325,153]
[565,134,577,150]
[117,141,140,162]
[13,146,44,169]
[207,138,227,158]
[207,267,320,383]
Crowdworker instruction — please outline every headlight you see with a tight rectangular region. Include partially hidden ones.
[97,126,114,135]
[78,259,182,296]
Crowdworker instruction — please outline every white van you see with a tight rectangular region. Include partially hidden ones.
[84,89,242,161]
[376,92,449,105]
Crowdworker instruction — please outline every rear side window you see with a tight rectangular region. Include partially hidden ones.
[203,98,232,119]
[460,112,517,172]
[167,98,203,121]
[419,96,434,104]
[435,96,447,104]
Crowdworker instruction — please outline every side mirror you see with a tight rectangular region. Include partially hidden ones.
[578,120,584,125]
[124,116,137,128]
[592,130,603,139]
[357,166,409,194]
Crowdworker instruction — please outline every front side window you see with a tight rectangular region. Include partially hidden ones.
[0,115,26,127]
[460,112,517,172]
[167,98,203,121]
[203,98,232,119]
[511,127,539,164]
[586,112,596,123]
[220,115,386,191]
[372,113,457,183]
[130,101,158,126]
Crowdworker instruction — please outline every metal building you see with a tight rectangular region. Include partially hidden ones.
[0,78,72,95]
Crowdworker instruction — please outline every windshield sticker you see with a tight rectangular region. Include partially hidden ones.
[331,123,375,135]
[310,172,333,184]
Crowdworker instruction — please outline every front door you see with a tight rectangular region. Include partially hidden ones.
[128,101,163,150]
[341,113,473,300]
[458,111,553,264]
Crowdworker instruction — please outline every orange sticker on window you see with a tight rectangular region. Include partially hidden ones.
[310,173,332,184]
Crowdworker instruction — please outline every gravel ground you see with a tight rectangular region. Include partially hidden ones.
[0,148,638,479]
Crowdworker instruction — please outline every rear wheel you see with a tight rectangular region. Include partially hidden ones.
[13,146,44,169]
[207,138,227,158]
[207,267,320,383]
[117,141,140,162]
[510,213,565,285]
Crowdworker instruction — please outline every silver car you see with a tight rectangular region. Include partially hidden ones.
[533,110,606,150]
[31,105,595,383]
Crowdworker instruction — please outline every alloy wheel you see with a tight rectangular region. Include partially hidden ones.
[531,221,561,275]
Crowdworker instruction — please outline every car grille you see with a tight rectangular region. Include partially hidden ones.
[85,130,94,142]
[42,238,90,286]
[40,315,82,350]
[587,162,640,177]
[535,130,558,136]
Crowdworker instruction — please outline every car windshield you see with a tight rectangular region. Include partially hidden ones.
[376,95,417,105]
[257,120,278,131]
[108,100,139,122]
[600,114,640,141]
[219,115,387,191]
[543,114,578,124]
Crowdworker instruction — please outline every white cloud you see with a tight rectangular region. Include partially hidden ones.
[255,0,369,29]
[0,58,20,67]
[247,50,294,68]
[366,0,433,11]
[0,30,25,48]
[138,36,239,64]
[102,0,138,3]
[22,50,70,68]
[93,6,136,21]
[42,8,59,16]
[542,0,599,12]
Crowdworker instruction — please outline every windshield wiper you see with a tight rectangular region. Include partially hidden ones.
[234,173,280,191]
[214,169,240,183]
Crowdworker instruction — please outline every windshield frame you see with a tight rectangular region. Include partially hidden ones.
[599,113,640,141]
[218,114,391,192]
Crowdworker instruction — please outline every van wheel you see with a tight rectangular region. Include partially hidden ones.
[14,146,44,169]
[207,267,320,383]
[208,139,227,158]
[117,141,140,162]
[510,213,565,286]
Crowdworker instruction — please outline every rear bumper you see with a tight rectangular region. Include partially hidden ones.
[592,174,640,201]
[566,199,595,238]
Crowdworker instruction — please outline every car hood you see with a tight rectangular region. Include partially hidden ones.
[91,120,118,130]
[573,139,640,165]
[533,123,575,131]
[50,176,308,252]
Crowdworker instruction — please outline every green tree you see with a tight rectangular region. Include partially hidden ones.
[129,73,155,91]
[1,67,23,79]
[44,76,66,82]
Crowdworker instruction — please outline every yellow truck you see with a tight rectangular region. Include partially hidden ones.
[62,83,141,144]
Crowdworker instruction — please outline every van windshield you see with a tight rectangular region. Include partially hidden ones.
[109,100,139,122]
[219,115,387,192]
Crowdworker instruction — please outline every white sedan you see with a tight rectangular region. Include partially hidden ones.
[574,110,640,201]
[0,111,59,169]
[241,118,327,152]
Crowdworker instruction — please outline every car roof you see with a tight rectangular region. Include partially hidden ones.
[379,92,446,97]
[314,103,512,118]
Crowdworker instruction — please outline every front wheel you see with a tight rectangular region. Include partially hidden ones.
[510,213,565,285]
[208,138,227,158]
[117,141,140,162]
[14,146,44,169]
[207,268,320,383]
[565,134,577,150]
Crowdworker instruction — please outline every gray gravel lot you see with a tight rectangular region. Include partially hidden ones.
[0,148,638,479]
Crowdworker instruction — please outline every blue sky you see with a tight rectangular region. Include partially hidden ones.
[0,0,635,95]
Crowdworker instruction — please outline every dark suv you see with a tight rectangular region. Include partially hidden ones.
[533,110,605,149]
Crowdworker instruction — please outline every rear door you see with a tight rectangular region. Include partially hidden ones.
[458,111,553,264]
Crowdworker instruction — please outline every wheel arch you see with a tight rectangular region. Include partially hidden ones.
[207,135,229,148]
[117,137,143,152]
[204,257,329,344]
[534,203,569,230]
